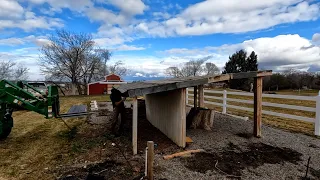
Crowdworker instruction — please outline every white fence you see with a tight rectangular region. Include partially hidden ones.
[187,89,320,136]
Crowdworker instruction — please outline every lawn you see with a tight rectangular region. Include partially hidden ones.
[189,89,319,136]
[0,95,111,180]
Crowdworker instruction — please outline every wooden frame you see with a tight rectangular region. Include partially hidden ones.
[117,71,272,154]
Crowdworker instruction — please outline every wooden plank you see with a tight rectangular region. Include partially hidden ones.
[208,74,230,83]
[119,71,272,97]
[262,93,316,101]
[227,91,254,96]
[145,89,186,147]
[262,110,314,123]
[204,90,224,94]
[198,85,204,107]
[147,141,154,180]
[254,77,262,138]
[163,149,205,160]
[193,86,197,108]
[204,95,223,100]
[263,102,316,112]
[132,97,138,155]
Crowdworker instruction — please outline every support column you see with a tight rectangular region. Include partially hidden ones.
[132,97,138,154]
[147,141,154,180]
[198,85,204,107]
[193,86,197,108]
[254,77,262,137]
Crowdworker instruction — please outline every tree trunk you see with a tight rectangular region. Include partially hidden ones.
[186,107,214,130]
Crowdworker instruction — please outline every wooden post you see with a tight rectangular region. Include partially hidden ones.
[193,86,197,108]
[254,77,262,137]
[133,97,138,155]
[147,141,154,180]
[315,91,320,136]
[198,85,204,107]
[186,88,189,105]
[222,90,227,114]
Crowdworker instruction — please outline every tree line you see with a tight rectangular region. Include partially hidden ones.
[166,49,320,91]
[263,70,320,91]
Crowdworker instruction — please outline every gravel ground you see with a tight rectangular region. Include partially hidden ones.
[155,112,320,180]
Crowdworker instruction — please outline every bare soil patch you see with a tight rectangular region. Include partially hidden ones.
[181,142,303,176]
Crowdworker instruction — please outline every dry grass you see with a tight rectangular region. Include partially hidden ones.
[0,95,110,180]
[189,89,318,136]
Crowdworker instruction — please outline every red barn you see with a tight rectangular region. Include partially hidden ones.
[87,74,127,95]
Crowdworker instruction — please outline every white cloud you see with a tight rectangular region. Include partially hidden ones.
[0,0,24,19]
[97,0,147,16]
[313,33,320,44]
[85,7,127,25]
[134,0,320,37]
[0,50,43,80]
[169,0,320,35]
[21,0,93,12]
[0,12,63,31]
[115,45,145,51]
[162,34,320,72]
[0,35,51,47]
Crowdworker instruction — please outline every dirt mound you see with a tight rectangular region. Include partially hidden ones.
[181,142,303,176]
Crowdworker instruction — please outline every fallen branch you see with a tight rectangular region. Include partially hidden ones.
[163,149,204,160]
[214,160,242,179]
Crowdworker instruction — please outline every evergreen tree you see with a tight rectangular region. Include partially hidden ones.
[223,50,258,90]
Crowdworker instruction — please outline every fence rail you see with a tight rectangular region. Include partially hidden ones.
[187,89,320,135]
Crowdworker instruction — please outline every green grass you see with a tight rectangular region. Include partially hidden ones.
[190,89,319,136]
[0,95,111,180]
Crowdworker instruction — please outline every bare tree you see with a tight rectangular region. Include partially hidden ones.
[166,56,213,77]
[205,62,220,75]
[0,60,15,80]
[108,61,127,77]
[13,64,29,80]
[40,30,105,94]
[96,49,111,76]
[166,67,182,77]
[0,60,29,80]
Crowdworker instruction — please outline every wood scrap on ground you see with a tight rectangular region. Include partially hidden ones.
[163,149,205,160]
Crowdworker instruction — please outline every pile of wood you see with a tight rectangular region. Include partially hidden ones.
[186,107,214,130]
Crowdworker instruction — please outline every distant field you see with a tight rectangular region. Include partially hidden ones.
[188,89,319,136]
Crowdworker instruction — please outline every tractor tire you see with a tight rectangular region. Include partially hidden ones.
[0,116,13,139]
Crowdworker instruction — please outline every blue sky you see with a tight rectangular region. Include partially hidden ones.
[0,0,320,81]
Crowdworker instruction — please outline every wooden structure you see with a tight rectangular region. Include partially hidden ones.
[87,74,127,95]
[117,71,272,154]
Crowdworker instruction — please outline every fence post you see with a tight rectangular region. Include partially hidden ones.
[186,88,188,105]
[223,90,227,114]
[315,91,320,136]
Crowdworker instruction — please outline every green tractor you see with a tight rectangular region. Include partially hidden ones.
[0,80,60,139]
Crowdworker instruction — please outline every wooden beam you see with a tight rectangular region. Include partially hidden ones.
[193,86,197,108]
[254,77,263,137]
[198,85,204,107]
[132,97,138,155]
[147,141,154,180]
